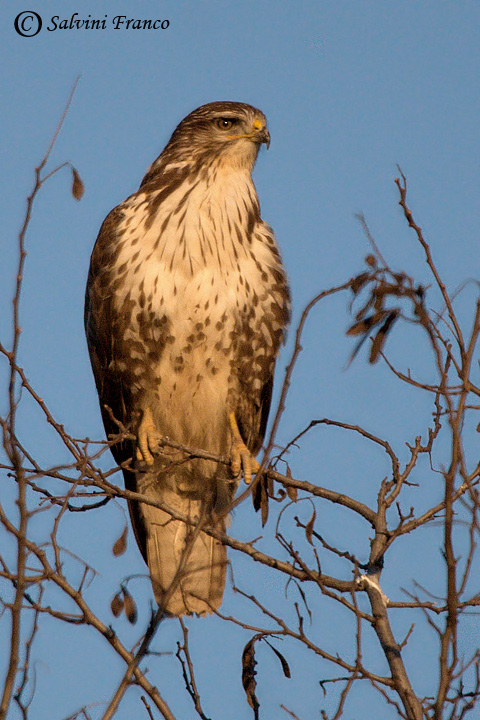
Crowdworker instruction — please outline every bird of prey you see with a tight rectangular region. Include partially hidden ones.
[85,101,290,616]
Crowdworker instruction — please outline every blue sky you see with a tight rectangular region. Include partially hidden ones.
[1,1,480,719]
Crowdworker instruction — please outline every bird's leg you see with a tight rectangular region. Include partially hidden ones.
[136,407,159,465]
[229,412,260,484]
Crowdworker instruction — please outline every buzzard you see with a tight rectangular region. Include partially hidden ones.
[85,102,290,616]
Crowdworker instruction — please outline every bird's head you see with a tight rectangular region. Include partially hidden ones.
[166,101,270,171]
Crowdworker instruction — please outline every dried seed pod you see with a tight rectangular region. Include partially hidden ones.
[71,166,84,201]
[122,587,138,625]
[286,485,298,501]
[264,639,291,679]
[305,507,317,545]
[350,272,370,294]
[112,525,128,556]
[347,310,384,337]
[369,310,399,363]
[110,591,124,618]
[242,636,260,716]
[285,468,298,503]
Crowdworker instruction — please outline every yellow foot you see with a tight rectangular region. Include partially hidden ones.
[136,407,159,465]
[228,412,260,484]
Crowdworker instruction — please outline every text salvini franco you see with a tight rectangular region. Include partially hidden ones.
[47,15,170,30]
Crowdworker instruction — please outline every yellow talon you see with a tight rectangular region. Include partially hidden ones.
[228,412,260,484]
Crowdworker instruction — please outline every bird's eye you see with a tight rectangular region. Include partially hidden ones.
[217,118,236,130]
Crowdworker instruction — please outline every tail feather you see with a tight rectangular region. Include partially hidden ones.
[148,512,226,615]
[137,475,228,616]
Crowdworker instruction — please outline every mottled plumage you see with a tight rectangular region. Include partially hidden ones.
[85,101,290,615]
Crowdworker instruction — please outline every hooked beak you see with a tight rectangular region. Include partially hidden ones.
[256,127,271,149]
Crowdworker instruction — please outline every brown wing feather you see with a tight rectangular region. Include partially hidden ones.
[85,208,153,561]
